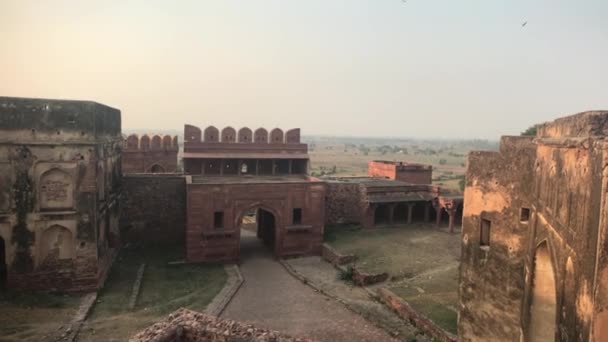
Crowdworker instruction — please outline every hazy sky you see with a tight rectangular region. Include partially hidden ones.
[1,1,607,139]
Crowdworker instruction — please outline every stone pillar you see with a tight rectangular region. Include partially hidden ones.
[388,204,395,225]
[288,160,293,174]
[238,159,242,175]
[435,206,442,227]
[447,209,455,233]
[424,202,430,222]
[255,160,260,175]
[272,159,276,175]
[220,159,224,176]
[407,203,414,224]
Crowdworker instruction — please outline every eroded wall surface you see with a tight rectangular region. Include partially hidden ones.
[120,174,186,246]
[0,97,121,292]
[459,111,608,341]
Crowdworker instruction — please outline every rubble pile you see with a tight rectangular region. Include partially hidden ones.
[130,308,314,342]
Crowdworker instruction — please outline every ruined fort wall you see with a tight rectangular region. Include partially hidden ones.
[0,97,121,292]
[459,136,536,341]
[120,174,186,246]
[325,182,363,225]
[593,142,608,341]
[122,134,179,173]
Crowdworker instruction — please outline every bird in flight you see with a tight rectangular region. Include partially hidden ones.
[521,21,528,28]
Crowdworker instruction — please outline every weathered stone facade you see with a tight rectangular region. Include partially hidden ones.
[0,97,121,292]
[122,133,178,173]
[120,174,186,246]
[459,111,608,341]
[184,125,325,263]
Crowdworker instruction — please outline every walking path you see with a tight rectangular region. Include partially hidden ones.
[222,230,398,342]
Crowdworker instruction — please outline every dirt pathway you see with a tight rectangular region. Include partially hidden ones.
[222,230,398,342]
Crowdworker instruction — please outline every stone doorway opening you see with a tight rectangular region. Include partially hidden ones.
[374,204,391,225]
[527,242,557,341]
[0,237,6,290]
[238,208,277,259]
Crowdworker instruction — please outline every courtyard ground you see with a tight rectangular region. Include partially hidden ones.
[325,224,461,334]
[222,230,400,342]
[77,244,226,341]
[0,290,82,341]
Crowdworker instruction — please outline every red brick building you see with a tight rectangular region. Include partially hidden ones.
[368,160,432,184]
[122,134,178,173]
[183,125,325,263]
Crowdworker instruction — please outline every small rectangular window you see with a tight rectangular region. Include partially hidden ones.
[520,208,531,222]
[480,219,491,247]
[214,211,224,229]
[292,208,302,225]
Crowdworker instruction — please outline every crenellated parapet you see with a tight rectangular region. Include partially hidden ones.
[183,125,301,144]
[123,134,179,151]
[122,133,179,173]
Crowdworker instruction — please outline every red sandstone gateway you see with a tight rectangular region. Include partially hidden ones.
[182,124,325,263]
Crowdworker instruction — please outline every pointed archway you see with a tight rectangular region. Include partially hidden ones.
[527,242,557,341]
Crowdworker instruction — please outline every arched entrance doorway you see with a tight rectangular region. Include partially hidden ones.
[149,164,165,173]
[238,207,277,259]
[527,242,557,341]
[0,237,6,290]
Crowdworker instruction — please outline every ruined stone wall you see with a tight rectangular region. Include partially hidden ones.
[186,180,325,262]
[120,174,186,246]
[368,160,433,184]
[325,182,363,225]
[0,97,121,292]
[460,111,608,341]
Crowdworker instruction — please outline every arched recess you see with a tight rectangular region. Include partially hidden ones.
[254,128,268,143]
[527,241,557,342]
[270,128,284,144]
[126,134,139,149]
[204,126,219,142]
[221,127,236,142]
[39,168,74,210]
[151,135,162,149]
[149,164,165,173]
[40,225,74,263]
[238,127,252,143]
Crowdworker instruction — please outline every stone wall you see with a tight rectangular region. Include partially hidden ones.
[122,134,179,174]
[0,96,121,292]
[459,111,608,341]
[120,174,186,246]
[325,181,362,225]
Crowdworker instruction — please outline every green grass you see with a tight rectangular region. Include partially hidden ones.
[325,224,460,335]
[80,243,227,341]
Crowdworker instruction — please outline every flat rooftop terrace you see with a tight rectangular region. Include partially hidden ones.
[188,175,320,185]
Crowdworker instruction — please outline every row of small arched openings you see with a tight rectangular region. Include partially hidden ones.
[124,134,178,150]
[184,125,300,144]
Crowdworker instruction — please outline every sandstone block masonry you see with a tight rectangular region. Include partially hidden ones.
[120,174,186,246]
[122,133,179,173]
[459,110,608,341]
[0,96,122,292]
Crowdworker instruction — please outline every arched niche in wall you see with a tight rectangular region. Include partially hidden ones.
[254,128,268,143]
[285,128,300,143]
[270,128,284,144]
[204,126,219,142]
[39,168,74,211]
[222,127,236,143]
[184,125,201,142]
[238,127,252,143]
[149,164,165,173]
[140,135,150,150]
[151,135,162,149]
[40,225,74,263]
[527,241,557,342]
[162,135,172,148]
[126,134,139,149]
